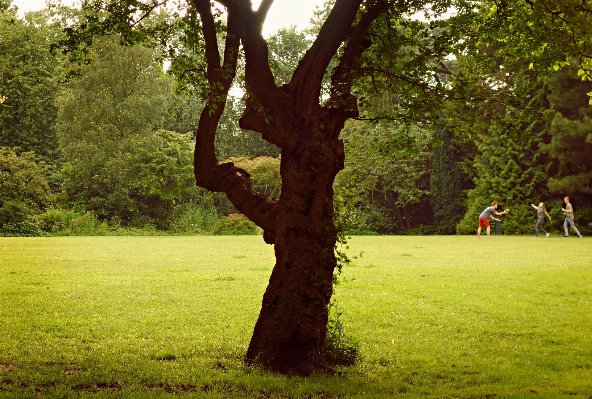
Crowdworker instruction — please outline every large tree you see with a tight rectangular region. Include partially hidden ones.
[58,0,592,375]
[56,36,198,226]
[337,120,433,233]
[543,63,592,197]
[0,7,65,161]
[430,124,471,234]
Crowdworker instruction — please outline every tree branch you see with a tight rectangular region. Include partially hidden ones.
[192,1,278,242]
[215,0,295,150]
[290,0,364,111]
[330,0,387,99]
[256,0,274,31]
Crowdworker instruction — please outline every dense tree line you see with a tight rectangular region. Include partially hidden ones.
[1,4,592,237]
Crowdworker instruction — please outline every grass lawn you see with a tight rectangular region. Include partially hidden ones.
[0,235,591,398]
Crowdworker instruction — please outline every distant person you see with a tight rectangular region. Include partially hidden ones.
[478,201,509,239]
[531,202,551,238]
[562,196,582,238]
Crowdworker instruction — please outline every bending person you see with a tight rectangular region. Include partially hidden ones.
[478,201,509,239]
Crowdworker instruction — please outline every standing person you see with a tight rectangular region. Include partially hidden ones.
[562,196,582,238]
[531,202,551,238]
[478,201,509,239]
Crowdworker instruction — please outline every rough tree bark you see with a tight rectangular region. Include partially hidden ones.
[192,0,386,375]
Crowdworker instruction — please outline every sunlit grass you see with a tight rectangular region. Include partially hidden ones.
[0,235,591,398]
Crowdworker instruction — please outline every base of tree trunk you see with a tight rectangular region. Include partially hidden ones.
[245,348,334,377]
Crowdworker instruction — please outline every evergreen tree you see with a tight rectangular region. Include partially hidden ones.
[543,63,592,199]
[429,124,470,234]
[456,100,551,235]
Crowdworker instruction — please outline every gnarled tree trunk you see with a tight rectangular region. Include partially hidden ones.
[192,0,385,376]
[244,126,345,374]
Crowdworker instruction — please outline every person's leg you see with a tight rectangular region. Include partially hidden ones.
[477,225,481,238]
[486,225,491,238]
[541,225,548,235]
[564,218,569,237]
[535,219,541,237]
[539,219,548,235]
[569,219,582,237]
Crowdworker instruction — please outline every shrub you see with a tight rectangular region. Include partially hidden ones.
[345,206,394,235]
[344,229,379,236]
[170,201,220,234]
[38,208,80,233]
[0,201,41,236]
[39,209,143,236]
[129,215,157,230]
[0,220,41,237]
[546,203,592,235]
[323,299,360,366]
[497,203,533,235]
[69,212,110,235]
[0,200,28,226]
[574,206,592,231]
[406,224,438,236]
[213,214,260,235]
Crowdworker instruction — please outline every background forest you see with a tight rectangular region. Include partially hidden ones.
[1,1,591,238]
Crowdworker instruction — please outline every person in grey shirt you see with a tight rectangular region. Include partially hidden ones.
[531,202,551,237]
[562,196,582,238]
[478,201,509,239]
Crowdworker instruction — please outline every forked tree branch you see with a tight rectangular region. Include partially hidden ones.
[192,1,278,242]
[330,0,387,101]
[290,0,364,113]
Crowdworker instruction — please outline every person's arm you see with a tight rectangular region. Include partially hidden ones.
[531,204,537,210]
[545,211,551,220]
[490,213,502,221]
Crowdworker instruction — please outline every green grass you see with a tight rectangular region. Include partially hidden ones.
[0,235,591,398]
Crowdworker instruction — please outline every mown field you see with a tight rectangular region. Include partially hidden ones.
[0,235,591,398]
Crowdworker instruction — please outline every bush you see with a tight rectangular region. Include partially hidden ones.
[170,201,219,234]
[213,214,260,235]
[43,211,110,236]
[129,214,157,230]
[0,201,41,236]
[496,203,533,235]
[546,203,592,235]
[0,200,28,225]
[323,299,360,366]
[406,224,438,236]
[574,206,592,232]
[344,229,379,236]
[38,208,80,233]
[346,206,394,235]
[0,220,41,237]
